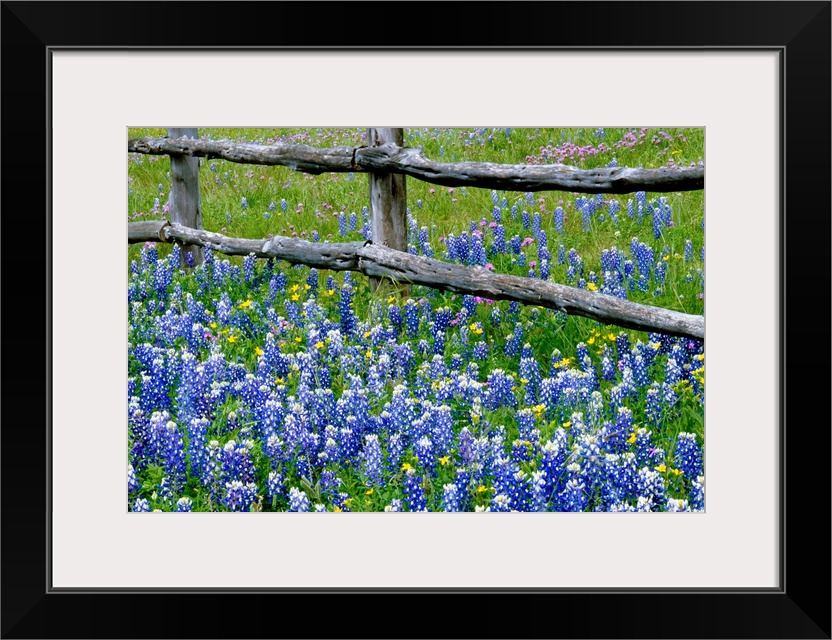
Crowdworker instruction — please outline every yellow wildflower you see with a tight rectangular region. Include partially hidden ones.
[334,506,342,512]
[438,456,450,466]
[209,322,217,330]
[290,284,299,292]
[563,421,571,428]
[477,485,489,493]
[227,335,238,344]
[255,347,264,356]
[315,342,325,349]
[291,294,300,301]
[294,337,302,343]
[365,488,374,496]
[587,282,598,291]
[626,432,636,445]
[401,462,413,472]
[655,463,667,473]
[587,336,595,345]
[238,299,252,309]
[387,296,395,304]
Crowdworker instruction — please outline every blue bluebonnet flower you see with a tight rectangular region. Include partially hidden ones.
[384,499,404,512]
[601,452,638,506]
[485,369,517,410]
[132,498,151,512]
[559,472,588,512]
[673,432,704,480]
[128,463,141,493]
[175,497,193,512]
[287,487,311,512]
[635,468,666,511]
[503,323,523,358]
[363,434,385,487]
[645,385,662,426]
[607,199,620,223]
[635,191,647,222]
[472,341,489,361]
[690,476,705,511]
[403,299,420,337]
[339,285,358,337]
[442,483,462,512]
[223,480,259,512]
[186,417,209,480]
[684,238,694,262]
[220,440,257,485]
[338,212,347,236]
[519,355,541,404]
[528,470,548,511]
[266,470,285,503]
[491,493,512,512]
[665,498,690,512]
[402,468,427,512]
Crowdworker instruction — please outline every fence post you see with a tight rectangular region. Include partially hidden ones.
[167,127,203,267]
[367,128,408,294]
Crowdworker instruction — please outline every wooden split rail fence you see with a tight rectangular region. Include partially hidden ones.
[127,128,705,341]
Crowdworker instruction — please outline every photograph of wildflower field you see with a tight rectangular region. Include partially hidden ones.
[127,127,705,513]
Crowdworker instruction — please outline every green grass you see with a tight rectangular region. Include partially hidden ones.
[128,126,706,477]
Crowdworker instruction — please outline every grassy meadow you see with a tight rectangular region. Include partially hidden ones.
[127,127,705,513]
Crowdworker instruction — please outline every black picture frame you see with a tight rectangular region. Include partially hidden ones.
[2,1,829,638]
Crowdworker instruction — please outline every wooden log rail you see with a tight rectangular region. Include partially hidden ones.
[128,137,704,194]
[129,220,704,341]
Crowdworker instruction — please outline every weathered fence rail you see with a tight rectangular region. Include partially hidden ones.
[129,220,705,341]
[128,136,705,194]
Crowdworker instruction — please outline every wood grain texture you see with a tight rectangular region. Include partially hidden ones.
[129,137,704,194]
[128,221,704,340]
[367,128,408,293]
[129,136,356,173]
[167,128,203,266]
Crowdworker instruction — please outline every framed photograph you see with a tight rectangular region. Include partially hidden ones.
[3,1,829,638]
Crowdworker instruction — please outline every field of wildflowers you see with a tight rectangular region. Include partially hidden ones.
[127,127,705,513]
